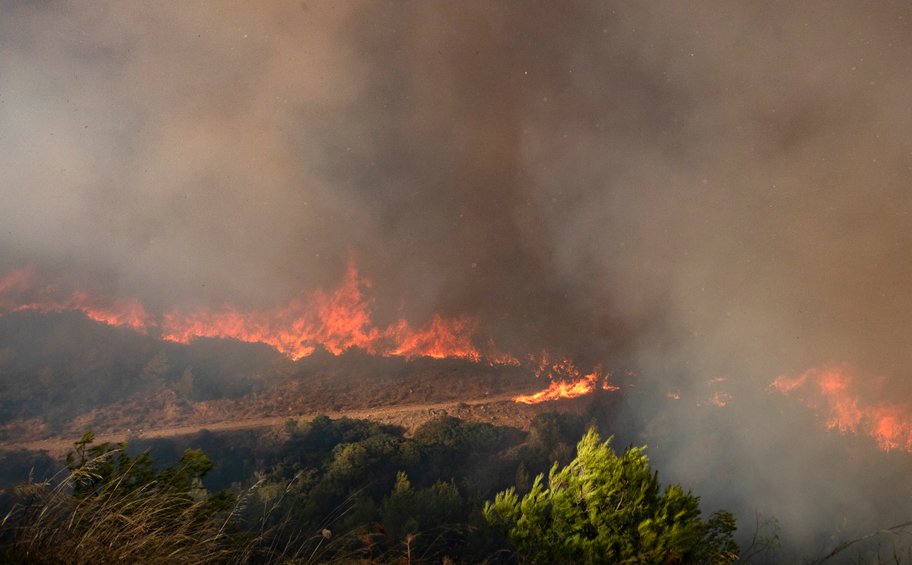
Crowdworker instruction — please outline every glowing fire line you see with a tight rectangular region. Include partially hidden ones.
[0,265,507,363]
[772,365,912,452]
[514,354,619,404]
[0,266,624,406]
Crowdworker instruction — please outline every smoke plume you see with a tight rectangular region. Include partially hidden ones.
[4,0,912,553]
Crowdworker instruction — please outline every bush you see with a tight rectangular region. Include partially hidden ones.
[484,428,738,564]
[380,471,464,542]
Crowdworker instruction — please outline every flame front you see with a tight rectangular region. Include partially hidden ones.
[514,352,618,404]
[158,264,491,361]
[159,264,379,359]
[772,365,912,451]
[0,266,624,398]
[389,315,481,361]
[0,264,494,362]
[0,267,153,332]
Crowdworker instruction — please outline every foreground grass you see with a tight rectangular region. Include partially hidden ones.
[0,442,245,563]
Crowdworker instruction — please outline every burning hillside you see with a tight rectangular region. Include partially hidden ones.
[773,365,912,452]
[4,263,912,452]
[514,353,618,404]
[0,264,512,363]
[0,265,620,408]
[6,1,912,558]
[0,306,626,449]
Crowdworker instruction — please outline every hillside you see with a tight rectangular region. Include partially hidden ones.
[0,311,606,450]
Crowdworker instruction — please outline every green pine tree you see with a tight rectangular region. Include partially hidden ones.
[484,428,738,564]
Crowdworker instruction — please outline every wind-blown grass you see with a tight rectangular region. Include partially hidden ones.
[0,447,242,563]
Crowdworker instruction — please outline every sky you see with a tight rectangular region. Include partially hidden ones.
[3,0,912,551]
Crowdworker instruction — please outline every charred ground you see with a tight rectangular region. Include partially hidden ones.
[0,311,616,449]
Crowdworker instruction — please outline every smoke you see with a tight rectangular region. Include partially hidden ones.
[4,0,912,552]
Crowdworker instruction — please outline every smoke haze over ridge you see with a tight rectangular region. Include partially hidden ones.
[4,0,912,551]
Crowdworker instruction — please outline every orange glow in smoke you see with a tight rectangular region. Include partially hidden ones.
[514,353,618,404]
[160,264,489,361]
[0,264,499,362]
[772,365,912,451]
[514,372,599,404]
[705,376,732,408]
[484,340,521,367]
[710,392,732,407]
[389,315,481,361]
[0,267,152,332]
[0,265,620,396]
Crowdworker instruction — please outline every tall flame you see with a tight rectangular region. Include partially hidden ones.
[0,264,497,362]
[160,263,485,361]
[389,315,481,361]
[0,266,620,396]
[772,365,912,451]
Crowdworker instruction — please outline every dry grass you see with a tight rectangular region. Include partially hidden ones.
[0,456,383,564]
[0,447,245,564]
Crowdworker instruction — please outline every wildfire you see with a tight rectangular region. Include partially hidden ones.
[710,391,732,408]
[705,376,732,408]
[160,264,491,361]
[0,267,152,332]
[389,315,481,361]
[0,266,621,403]
[513,353,618,404]
[0,264,501,363]
[772,365,912,451]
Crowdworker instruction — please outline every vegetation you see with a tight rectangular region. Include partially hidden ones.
[1,416,739,563]
[0,432,237,563]
[0,311,289,431]
[483,429,737,564]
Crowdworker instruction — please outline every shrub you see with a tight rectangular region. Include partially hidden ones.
[484,428,738,564]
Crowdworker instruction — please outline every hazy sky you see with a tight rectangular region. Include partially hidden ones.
[4,2,910,366]
[4,1,912,549]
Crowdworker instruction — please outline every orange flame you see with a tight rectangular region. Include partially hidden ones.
[0,266,617,384]
[514,372,599,404]
[389,315,481,361]
[0,264,506,363]
[0,267,152,332]
[772,365,912,451]
[484,340,521,366]
[514,354,618,404]
[160,264,487,361]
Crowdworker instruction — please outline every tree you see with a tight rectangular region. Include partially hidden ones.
[483,428,738,564]
[380,471,464,542]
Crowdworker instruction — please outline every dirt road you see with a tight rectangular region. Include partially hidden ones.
[0,392,526,456]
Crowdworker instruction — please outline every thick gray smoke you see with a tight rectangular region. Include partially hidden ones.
[3,0,912,553]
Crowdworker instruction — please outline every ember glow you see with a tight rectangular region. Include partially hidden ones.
[0,267,153,332]
[710,392,732,408]
[772,365,912,451]
[514,353,618,404]
[705,377,732,408]
[0,265,500,363]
